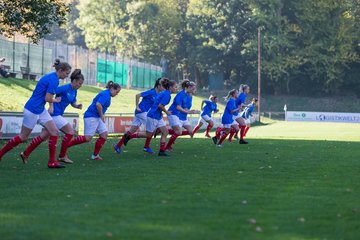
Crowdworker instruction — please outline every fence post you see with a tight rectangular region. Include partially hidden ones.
[114,51,117,83]
[27,40,30,79]
[12,36,15,72]
[41,39,44,75]
[105,48,108,82]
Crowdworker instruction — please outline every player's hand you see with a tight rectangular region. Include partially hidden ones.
[166,111,172,116]
[48,106,54,114]
[136,107,142,112]
[54,97,61,103]
[77,104,83,110]
[101,116,105,123]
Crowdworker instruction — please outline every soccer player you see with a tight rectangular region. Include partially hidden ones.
[66,81,121,160]
[144,78,177,156]
[19,69,84,164]
[241,98,258,137]
[212,89,241,147]
[0,59,71,168]
[165,80,199,151]
[192,95,219,138]
[114,78,164,154]
[229,84,250,144]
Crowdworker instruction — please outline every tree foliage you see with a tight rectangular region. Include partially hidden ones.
[0,0,70,42]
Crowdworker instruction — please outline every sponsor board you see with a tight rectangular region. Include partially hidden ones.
[286,111,360,123]
[0,112,79,139]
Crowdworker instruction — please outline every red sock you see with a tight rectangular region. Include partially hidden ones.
[193,125,200,135]
[0,135,22,159]
[117,135,126,148]
[205,124,213,135]
[160,142,166,152]
[130,133,139,139]
[244,126,250,136]
[59,134,73,158]
[48,136,58,162]
[240,126,246,140]
[166,134,179,149]
[144,136,153,148]
[68,135,87,148]
[218,132,229,145]
[215,127,223,138]
[181,130,189,136]
[168,129,175,135]
[228,128,236,141]
[23,136,45,157]
[93,137,106,156]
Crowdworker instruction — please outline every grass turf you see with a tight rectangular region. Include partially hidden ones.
[0,121,359,239]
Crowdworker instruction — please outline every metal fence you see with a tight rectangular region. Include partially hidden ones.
[0,35,162,88]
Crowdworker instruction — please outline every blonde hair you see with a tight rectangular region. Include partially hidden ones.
[239,84,249,93]
[224,89,238,100]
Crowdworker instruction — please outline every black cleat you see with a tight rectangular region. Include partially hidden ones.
[239,139,249,144]
[212,136,218,145]
[123,133,131,146]
[158,151,169,157]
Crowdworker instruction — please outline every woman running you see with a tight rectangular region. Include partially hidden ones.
[165,80,199,151]
[144,78,177,156]
[0,59,71,168]
[241,98,258,137]
[192,95,219,138]
[228,84,250,144]
[212,89,241,147]
[20,69,84,164]
[114,78,163,154]
[66,81,121,160]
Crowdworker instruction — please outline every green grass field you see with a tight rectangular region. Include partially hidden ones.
[1,77,360,239]
[0,121,359,239]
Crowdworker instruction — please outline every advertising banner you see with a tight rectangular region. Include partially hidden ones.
[286,111,360,123]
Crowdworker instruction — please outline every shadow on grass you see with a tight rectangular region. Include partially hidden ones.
[0,78,36,92]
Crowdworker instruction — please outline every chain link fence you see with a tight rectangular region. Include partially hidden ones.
[0,34,162,88]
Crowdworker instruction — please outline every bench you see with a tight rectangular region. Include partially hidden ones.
[20,67,37,80]
[0,65,17,78]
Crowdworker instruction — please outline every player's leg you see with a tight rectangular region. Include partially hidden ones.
[92,119,107,160]
[20,128,50,163]
[0,109,36,162]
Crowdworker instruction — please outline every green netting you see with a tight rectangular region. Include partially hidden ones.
[131,65,162,88]
[96,59,128,86]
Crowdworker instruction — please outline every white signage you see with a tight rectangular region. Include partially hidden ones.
[286,111,360,123]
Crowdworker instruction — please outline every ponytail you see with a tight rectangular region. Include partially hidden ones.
[153,77,162,89]
[70,69,84,82]
[53,59,71,72]
[106,80,121,90]
[224,89,238,100]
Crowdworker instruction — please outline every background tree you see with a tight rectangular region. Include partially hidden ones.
[0,0,70,42]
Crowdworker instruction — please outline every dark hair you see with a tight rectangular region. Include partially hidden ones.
[153,77,162,89]
[252,98,258,102]
[70,69,84,82]
[106,80,121,90]
[161,78,176,90]
[53,59,71,72]
[224,89,238,100]
[180,79,196,90]
[209,95,217,101]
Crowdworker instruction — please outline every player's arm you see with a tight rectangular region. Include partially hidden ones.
[159,104,171,116]
[45,93,61,103]
[201,100,206,110]
[135,93,142,112]
[48,102,54,114]
[176,105,195,114]
[96,102,105,122]
[71,102,82,109]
